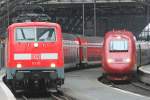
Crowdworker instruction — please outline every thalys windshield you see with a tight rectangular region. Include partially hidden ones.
[15,27,56,42]
[109,39,128,52]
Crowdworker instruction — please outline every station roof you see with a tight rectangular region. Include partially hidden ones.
[0,0,141,21]
[0,0,148,37]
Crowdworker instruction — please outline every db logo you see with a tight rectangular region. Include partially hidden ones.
[32,54,41,60]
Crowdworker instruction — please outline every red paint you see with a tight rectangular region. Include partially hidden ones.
[6,22,64,69]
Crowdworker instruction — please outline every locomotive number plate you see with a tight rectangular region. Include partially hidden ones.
[115,58,123,62]
[32,54,41,60]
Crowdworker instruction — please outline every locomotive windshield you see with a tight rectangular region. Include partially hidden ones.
[109,39,128,52]
[15,27,56,42]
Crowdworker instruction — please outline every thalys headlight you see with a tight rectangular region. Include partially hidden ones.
[107,59,114,63]
[17,64,22,68]
[124,58,131,63]
[51,63,56,68]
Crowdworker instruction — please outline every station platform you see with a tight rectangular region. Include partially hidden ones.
[0,69,16,100]
[63,68,150,100]
[138,65,150,84]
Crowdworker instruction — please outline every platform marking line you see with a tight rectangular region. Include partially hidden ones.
[112,87,148,98]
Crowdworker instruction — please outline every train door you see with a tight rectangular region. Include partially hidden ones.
[82,44,87,63]
[77,36,88,65]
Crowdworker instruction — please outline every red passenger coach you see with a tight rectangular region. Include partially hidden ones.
[77,36,103,66]
[62,33,80,69]
[5,22,64,91]
[102,30,136,80]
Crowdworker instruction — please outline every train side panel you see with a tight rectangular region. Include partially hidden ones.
[77,36,103,67]
[86,37,103,65]
[63,33,80,68]
[136,41,150,67]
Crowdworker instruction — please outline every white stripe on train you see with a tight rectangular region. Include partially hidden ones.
[14,53,58,60]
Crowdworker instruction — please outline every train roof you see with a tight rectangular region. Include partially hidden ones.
[76,34,103,43]
[8,22,61,28]
[62,33,77,40]
[84,36,103,43]
[105,30,134,38]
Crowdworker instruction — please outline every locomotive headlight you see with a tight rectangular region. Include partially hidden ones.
[17,64,22,68]
[125,58,131,63]
[34,43,38,48]
[51,63,56,68]
[107,59,113,63]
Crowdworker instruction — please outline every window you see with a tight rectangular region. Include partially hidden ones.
[16,28,35,41]
[37,28,56,41]
[15,27,56,42]
[109,39,128,52]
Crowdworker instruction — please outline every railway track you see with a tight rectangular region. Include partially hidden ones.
[22,95,28,100]
[16,90,74,100]
[50,90,73,100]
[98,76,150,97]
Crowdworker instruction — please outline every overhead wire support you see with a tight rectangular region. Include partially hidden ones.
[94,0,96,36]
[7,0,10,26]
[82,2,85,36]
[134,0,150,6]
[134,0,150,41]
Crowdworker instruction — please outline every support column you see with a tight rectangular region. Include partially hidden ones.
[7,0,10,26]
[94,0,96,36]
[82,3,85,36]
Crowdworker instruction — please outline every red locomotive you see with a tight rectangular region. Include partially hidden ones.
[102,30,136,80]
[4,21,103,92]
[5,22,64,92]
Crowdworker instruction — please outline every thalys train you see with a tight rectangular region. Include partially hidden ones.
[4,22,103,92]
[102,30,150,80]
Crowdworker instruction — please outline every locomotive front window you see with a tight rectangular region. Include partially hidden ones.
[109,39,128,52]
[16,28,35,41]
[37,28,56,41]
[15,27,56,42]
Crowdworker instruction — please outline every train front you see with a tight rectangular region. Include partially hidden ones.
[6,22,64,92]
[102,31,136,80]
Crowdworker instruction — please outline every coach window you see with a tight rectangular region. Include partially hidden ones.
[16,28,35,41]
[37,28,56,42]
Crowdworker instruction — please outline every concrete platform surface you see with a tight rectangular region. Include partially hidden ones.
[138,65,150,85]
[139,65,150,74]
[63,68,150,100]
[0,68,16,100]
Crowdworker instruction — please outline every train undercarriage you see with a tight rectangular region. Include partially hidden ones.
[4,69,64,93]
